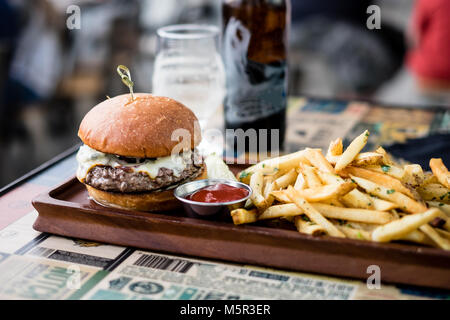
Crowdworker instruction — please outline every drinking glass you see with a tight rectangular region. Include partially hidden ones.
[152,24,226,155]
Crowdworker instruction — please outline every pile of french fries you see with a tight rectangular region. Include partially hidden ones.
[232,130,450,250]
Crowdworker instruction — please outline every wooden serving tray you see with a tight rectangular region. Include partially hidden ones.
[32,170,450,290]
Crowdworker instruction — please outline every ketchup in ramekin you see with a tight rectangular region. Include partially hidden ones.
[187,183,249,203]
[174,179,252,218]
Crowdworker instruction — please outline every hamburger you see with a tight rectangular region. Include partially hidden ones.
[76,93,207,211]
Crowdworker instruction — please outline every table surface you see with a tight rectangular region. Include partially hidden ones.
[0,97,449,300]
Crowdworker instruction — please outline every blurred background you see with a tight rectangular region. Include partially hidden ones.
[0,0,449,187]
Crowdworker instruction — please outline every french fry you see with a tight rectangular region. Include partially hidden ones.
[371,208,441,242]
[299,164,322,188]
[344,166,415,198]
[326,139,343,164]
[268,168,284,180]
[258,203,302,220]
[429,158,450,188]
[421,173,439,186]
[426,201,450,217]
[263,174,274,185]
[316,170,345,185]
[286,186,345,237]
[237,150,309,184]
[312,203,393,224]
[321,198,345,207]
[335,130,370,172]
[417,183,450,203]
[419,224,450,250]
[273,168,297,189]
[329,153,384,166]
[390,209,401,220]
[326,154,340,166]
[342,221,377,232]
[365,164,404,180]
[335,225,371,240]
[244,198,253,209]
[399,230,435,247]
[370,196,399,211]
[304,148,335,174]
[294,171,307,190]
[271,190,291,203]
[262,176,276,207]
[402,164,425,188]
[350,175,427,214]
[301,182,355,201]
[263,182,275,208]
[231,208,258,225]
[341,189,374,210]
[436,228,450,241]
[237,165,278,183]
[326,138,343,157]
[375,146,393,165]
[263,176,274,193]
[435,211,450,232]
[282,216,295,223]
[341,189,398,211]
[274,182,355,203]
[295,216,327,236]
[351,152,383,166]
[249,171,267,210]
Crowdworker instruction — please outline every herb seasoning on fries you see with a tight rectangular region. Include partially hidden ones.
[231,130,450,250]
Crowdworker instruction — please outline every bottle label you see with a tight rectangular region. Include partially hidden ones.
[223,17,287,124]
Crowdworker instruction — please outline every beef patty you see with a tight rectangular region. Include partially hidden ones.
[85,154,203,193]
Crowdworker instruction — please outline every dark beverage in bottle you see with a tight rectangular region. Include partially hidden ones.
[222,0,290,155]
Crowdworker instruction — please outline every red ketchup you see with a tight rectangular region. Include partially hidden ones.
[187,183,249,203]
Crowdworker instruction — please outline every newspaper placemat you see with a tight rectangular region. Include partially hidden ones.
[0,210,446,300]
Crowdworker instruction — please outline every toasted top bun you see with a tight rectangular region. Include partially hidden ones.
[78,93,201,158]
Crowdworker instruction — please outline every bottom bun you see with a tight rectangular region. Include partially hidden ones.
[86,166,207,212]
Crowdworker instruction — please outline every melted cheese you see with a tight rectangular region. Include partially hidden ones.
[76,144,191,182]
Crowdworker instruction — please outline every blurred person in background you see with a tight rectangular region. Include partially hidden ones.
[0,0,22,141]
[375,0,450,107]
[0,0,64,142]
[289,0,406,99]
[407,0,450,104]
